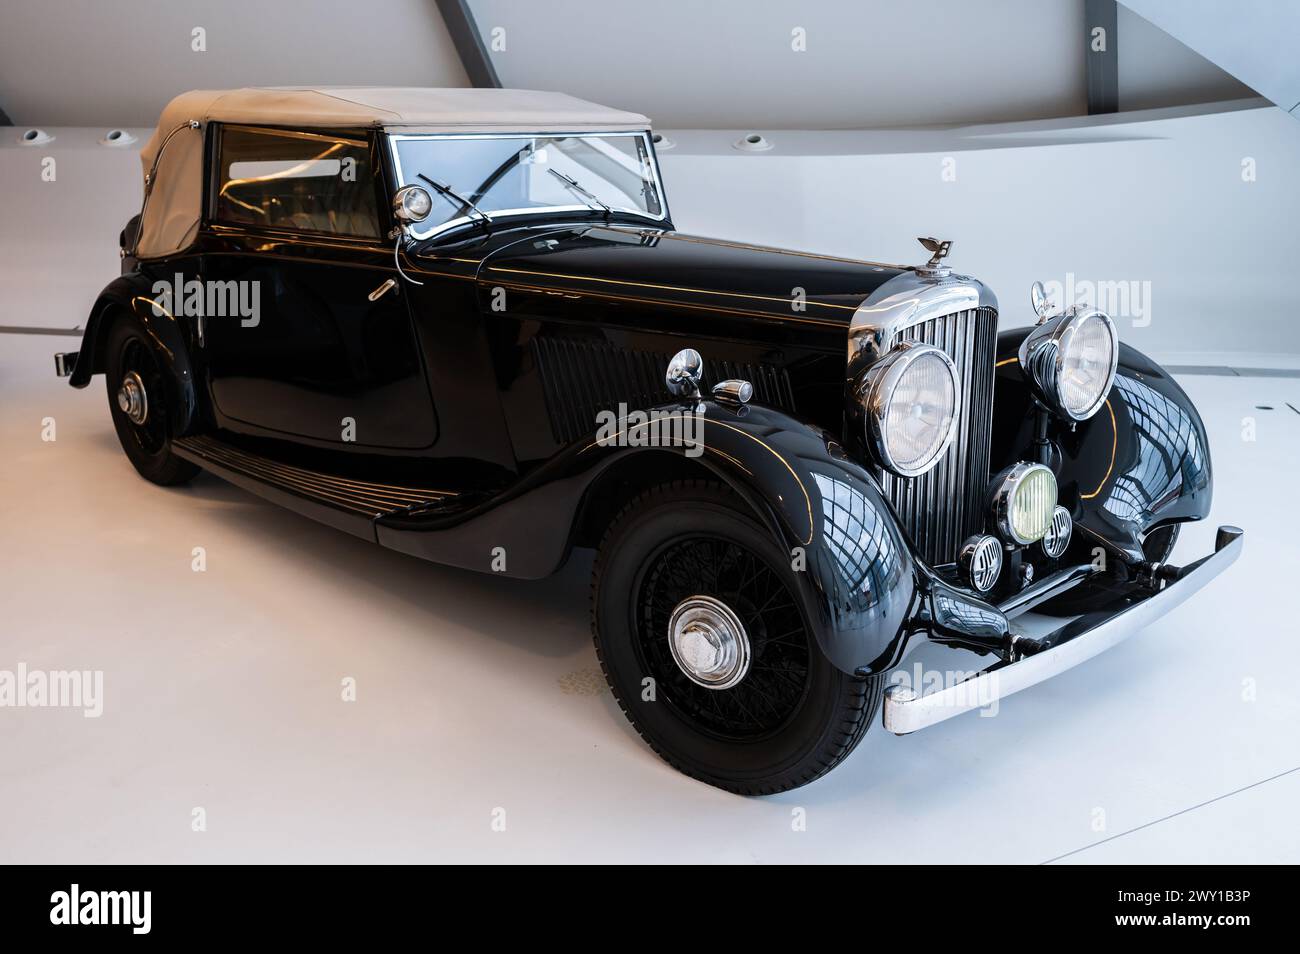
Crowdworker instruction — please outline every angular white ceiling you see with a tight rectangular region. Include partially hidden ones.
[471,0,1088,128]
[0,0,468,126]
[1122,0,1298,115]
[0,0,1260,129]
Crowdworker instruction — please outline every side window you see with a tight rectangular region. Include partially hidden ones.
[214,125,380,239]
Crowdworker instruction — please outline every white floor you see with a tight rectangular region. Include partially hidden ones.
[2,331,1297,864]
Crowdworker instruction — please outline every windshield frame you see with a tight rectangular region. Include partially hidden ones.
[386,129,670,241]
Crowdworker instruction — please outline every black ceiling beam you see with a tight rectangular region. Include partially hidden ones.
[1086,0,1119,114]
[435,0,501,88]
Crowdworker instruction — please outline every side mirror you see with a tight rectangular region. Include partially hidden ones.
[1030,280,1053,322]
[666,348,704,398]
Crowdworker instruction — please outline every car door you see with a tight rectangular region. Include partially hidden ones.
[201,123,437,450]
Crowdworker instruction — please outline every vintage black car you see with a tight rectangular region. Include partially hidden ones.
[56,88,1241,794]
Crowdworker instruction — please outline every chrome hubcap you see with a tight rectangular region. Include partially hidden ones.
[667,595,751,690]
[117,371,148,425]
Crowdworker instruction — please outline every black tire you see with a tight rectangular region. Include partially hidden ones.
[104,314,199,487]
[592,480,881,795]
[1036,523,1182,617]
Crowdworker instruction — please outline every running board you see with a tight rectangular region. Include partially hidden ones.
[172,434,458,541]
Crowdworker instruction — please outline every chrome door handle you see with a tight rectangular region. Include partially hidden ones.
[368,278,398,302]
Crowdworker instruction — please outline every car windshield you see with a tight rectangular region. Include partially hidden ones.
[390,132,665,239]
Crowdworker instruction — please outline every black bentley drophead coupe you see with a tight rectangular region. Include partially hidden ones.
[56,87,1241,794]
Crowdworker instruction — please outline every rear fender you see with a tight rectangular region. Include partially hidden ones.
[70,275,201,437]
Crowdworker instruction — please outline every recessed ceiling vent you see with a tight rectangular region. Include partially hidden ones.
[732,133,773,153]
[100,129,137,147]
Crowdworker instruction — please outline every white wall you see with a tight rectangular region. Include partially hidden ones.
[0,128,147,333]
[655,100,1298,358]
[3,101,1296,361]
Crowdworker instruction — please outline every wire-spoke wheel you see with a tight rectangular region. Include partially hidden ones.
[105,315,199,486]
[593,480,881,795]
[638,536,810,739]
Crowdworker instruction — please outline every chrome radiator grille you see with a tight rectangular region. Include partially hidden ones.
[879,307,998,566]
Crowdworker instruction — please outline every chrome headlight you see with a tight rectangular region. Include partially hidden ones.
[392,184,433,224]
[860,343,960,477]
[1018,308,1118,421]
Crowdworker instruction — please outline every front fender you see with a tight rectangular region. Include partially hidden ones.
[667,402,918,674]
[992,329,1212,563]
[70,275,201,437]
[376,399,918,674]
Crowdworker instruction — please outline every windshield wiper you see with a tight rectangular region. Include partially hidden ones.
[417,173,493,226]
[548,169,612,218]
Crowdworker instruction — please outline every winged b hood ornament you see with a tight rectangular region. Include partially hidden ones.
[916,236,953,277]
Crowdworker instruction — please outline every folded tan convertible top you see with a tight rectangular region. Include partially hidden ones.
[136,87,651,259]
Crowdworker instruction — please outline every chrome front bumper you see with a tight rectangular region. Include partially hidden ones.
[882,525,1244,734]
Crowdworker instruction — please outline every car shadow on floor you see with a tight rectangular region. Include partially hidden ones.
[94,435,970,807]
[156,468,597,663]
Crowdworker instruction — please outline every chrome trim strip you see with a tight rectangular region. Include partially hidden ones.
[883,527,1244,734]
[848,269,999,363]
